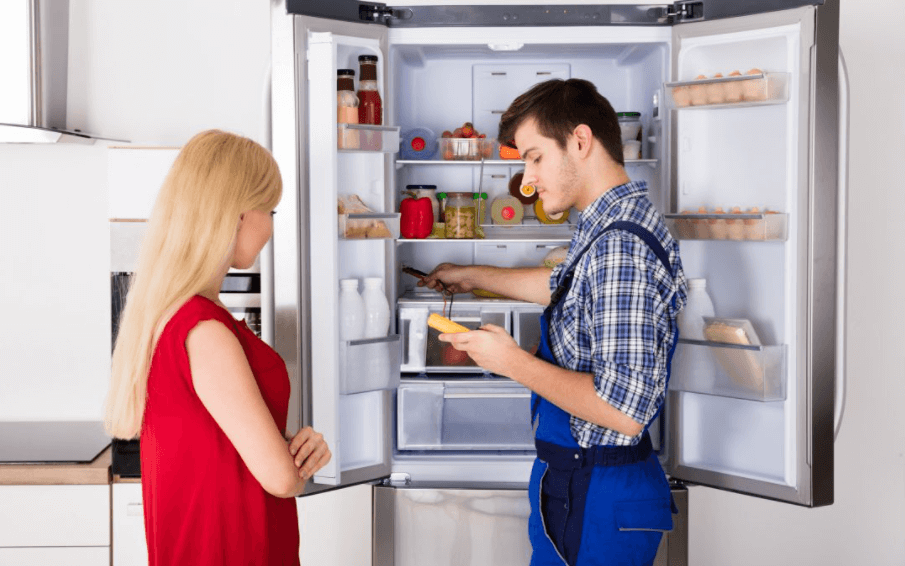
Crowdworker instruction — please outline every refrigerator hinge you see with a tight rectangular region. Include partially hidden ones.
[359,3,413,25]
[666,1,704,24]
[386,472,412,486]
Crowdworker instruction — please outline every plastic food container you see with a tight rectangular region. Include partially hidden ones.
[440,137,494,161]
[622,140,641,160]
[617,112,642,141]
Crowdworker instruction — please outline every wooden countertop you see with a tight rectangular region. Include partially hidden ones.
[0,446,111,486]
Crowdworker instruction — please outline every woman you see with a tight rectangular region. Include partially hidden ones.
[106,130,330,565]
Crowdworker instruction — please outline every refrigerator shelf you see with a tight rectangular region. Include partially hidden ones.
[395,158,658,168]
[338,335,402,395]
[338,213,400,240]
[337,124,401,153]
[665,72,789,109]
[665,212,787,241]
[670,339,786,402]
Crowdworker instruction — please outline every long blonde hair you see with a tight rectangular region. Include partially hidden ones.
[106,130,282,439]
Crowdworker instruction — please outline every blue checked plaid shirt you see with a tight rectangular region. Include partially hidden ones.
[548,180,687,447]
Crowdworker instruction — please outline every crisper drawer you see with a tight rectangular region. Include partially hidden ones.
[399,304,510,373]
[339,335,401,394]
[397,381,534,451]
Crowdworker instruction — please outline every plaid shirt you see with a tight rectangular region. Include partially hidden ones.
[548,180,687,447]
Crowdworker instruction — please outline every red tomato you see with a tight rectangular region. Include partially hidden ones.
[441,343,470,366]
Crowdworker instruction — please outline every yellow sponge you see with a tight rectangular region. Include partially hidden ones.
[427,313,469,334]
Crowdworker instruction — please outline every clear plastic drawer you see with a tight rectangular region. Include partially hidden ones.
[514,309,543,355]
[669,339,786,402]
[665,212,788,241]
[397,381,535,451]
[338,335,401,394]
[338,213,400,240]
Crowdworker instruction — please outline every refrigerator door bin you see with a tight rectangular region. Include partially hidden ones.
[337,124,401,153]
[397,381,534,451]
[339,213,401,240]
[665,212,788,241]
[670,339,786,402]
[339,335,402,394]
[513,309,543,355]
[666,72,789,109]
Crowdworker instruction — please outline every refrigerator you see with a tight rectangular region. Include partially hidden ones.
[269,1,847,564]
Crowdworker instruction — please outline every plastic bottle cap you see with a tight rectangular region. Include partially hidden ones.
[687,278,707,289]
[340,279,358,288]
[364,277,383,287]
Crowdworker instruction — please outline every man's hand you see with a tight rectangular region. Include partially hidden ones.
[438,324,529,378]
[419,263,475,294]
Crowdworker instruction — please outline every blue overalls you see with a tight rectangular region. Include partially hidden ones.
[528,221,678,566]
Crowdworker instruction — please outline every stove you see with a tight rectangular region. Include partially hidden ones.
[0,421,111,464]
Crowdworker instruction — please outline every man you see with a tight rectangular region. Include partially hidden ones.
[420,78,687,566]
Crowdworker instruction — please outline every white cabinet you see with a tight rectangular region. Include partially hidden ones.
[112,483,147,566]
[0,485,110,565]
[298,485,372,566]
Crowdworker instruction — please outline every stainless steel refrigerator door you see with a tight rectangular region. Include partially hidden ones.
[664,3,838,507]
[373,485,688,566]
[271,3,395,487]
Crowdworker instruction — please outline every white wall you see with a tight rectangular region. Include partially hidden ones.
[1,0,901,564]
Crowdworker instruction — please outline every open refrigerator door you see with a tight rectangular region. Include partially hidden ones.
[663,4,838,507]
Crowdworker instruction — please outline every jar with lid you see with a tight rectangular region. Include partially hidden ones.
[405,185,439,224]
[617,111,642,160]
[444,192,476,239]
[337,69,359,150]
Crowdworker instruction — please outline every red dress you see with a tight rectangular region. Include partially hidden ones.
[141,296,300,565]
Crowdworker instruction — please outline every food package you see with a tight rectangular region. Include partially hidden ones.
[337,194,393,239]
[508,172,538,205]
[490,196,524,225]
[703,317,764,392]
[535,200,570,224]
[541,246,568,269]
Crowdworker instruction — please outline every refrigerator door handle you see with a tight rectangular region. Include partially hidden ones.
[834,49,850,442]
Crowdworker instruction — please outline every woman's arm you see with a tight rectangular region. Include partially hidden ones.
[188,320,328,498]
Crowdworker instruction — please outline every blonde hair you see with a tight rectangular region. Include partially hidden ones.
[105,130,282,439]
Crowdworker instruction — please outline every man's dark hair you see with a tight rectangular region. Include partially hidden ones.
[497,78,624,166]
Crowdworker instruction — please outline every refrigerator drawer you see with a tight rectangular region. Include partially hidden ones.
[397,381,534,451]
[339,335,402,394]
[669,339,786,402]
[399,304,511,373]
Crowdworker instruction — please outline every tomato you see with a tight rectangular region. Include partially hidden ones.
[441,343,471,366]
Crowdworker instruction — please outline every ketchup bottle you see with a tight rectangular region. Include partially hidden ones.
[357,55,382,150]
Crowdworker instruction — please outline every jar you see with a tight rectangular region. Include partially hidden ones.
[444,192,476,239]
[617,112,642,142]
[405,185,439,223]
[337,69,359,150]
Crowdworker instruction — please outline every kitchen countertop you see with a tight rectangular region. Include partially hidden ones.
[0,446,111,486]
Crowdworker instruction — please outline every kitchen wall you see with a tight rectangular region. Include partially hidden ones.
[0,0,900,564]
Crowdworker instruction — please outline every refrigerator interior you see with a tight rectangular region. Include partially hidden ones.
[666,22,805,488]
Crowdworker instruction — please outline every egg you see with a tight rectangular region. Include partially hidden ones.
[708,207,728,239]
[726,206,745,240]
[724,70,744,103]
[689,74,708,106]
[743,68,766,101]
[743,206,761,239]
[706,73,726,105]
[672,85,691,107]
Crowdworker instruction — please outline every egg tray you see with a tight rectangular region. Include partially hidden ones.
[665,72,789,109]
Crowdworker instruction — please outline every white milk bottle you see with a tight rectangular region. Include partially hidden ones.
[675,278,716,392]
[678,278,715,339]
[339,279,365,341]
[362,277,390,338]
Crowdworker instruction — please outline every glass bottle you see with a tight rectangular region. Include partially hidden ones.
[337,69,359,150]
[339,279,365,341]
[362,277,390,339]
[357,55,382,126]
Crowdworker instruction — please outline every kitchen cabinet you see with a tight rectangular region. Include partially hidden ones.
[112,483,147,566]
[0,484,110,565]
[107,146,179,220]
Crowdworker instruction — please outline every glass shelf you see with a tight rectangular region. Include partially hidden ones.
[396,158,658,167]
[670,338,786,402]
[665,212,788,241]
[665,72,789,110]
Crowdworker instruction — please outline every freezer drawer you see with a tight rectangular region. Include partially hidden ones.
[373,484,687,566]
[397,380,534,451]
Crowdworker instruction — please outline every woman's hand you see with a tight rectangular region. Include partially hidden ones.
[288,427,332,481]
[438,324,529,379]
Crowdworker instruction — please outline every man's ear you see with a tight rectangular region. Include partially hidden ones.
[573,124,593,157]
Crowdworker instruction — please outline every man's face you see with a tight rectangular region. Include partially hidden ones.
[514,118,581,216]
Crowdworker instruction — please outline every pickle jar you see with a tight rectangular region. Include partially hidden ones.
[444,192,476,239]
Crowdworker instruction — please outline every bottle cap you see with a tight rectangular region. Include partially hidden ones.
[405,185,437,190]
[688,278,707,289]
[364,277,383,287]
[337,69,355,76]
[340,279,358,288]
[358,55,379,62]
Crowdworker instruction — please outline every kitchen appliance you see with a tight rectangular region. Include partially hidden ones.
[271,1,846,563]
[0,421,110,464]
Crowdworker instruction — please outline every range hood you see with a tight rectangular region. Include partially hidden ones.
[0,0,126,144]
